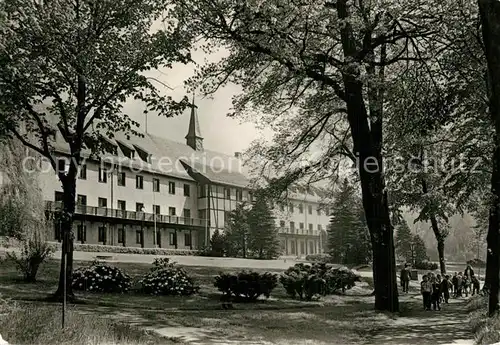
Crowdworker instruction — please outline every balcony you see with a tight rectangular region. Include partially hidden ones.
[46,201,208,227]
[278,227,319,236]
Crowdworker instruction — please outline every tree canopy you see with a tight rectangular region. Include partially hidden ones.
[0,0,194,299]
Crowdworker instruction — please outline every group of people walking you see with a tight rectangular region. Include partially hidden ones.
[400,263,481,311]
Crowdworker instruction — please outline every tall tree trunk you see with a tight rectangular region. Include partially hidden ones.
[336,0,398,312]
[53,178,76,301]
[479,0,500,317]
[342,75,398,312]
[487,154,500,316]
[420,170,447,275]
[484,246,495,292]
[435,235,446,275]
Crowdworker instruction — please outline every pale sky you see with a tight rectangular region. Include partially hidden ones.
[123,46,270,157]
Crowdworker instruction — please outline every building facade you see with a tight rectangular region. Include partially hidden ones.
[33,102,328,257]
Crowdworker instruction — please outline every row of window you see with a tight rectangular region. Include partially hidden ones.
[279,220,324,232]
[76,164,244,201]
[198,185,244,201]
[97,168,191,196]
[65,225,192,246]
[55,192,192,217]
[278,203,329,216]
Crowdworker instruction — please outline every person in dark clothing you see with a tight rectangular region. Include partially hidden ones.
[463,276,471,297]
[456,272,463,297]
[400,263,411,293]
[421,274,432,311]
[472,275,481,295]
[464,265,475,279]
[452,272,458,297]
[431,276,441,311]
[440,275,451,303]
[436,274,442,302]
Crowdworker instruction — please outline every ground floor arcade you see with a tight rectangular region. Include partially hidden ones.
[279,234,323,257]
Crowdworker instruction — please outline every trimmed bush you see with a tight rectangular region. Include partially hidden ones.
[138,258,199,296]
[214,271,278,301]
[305,254,336,264]
[48,242,199,256]
[72,261,131,293]
[280,263,360,301]
[414,260,438,271]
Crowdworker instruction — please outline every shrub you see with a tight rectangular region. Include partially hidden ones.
[467,294,487,313]
[151,257,176,270]
[48,242,199,256]
[72,261,132,293]
[280,263,360,301]
[414,260,438,271]
[5,234,54,282]
[138,258,199,296]
[198,245,223,257]
[305,254,335,264]
[469,300,500,345]
[467,258,486,268]
[214,271,278,301]
[209,229,226,257]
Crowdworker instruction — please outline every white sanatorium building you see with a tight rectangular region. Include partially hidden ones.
[28,102,330,257]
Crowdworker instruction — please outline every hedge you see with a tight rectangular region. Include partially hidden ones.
[47,242,199,256]
[280,263,360,300]
[414,260,439,271]
[214,271,278,302]
[305,254,336,264]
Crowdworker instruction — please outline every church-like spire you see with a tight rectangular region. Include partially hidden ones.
[185,92,204,151]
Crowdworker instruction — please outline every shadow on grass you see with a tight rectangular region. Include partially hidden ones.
[0,258,473,345]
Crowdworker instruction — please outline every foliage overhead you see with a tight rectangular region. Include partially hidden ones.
[0,0,193,172]
[384,0,489,226]
[172,0,468,195]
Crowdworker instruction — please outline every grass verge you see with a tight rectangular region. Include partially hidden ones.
[0,299,175,345]
[468,294,500,345]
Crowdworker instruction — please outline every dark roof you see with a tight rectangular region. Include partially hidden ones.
[46,118,250,187]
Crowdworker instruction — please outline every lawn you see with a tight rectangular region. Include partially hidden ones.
[0,258,473,345]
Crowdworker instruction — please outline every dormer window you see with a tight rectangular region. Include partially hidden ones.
[101,136,118,155]
[116,140,135,159]
[47,128,57,142]
[133,145,151,163]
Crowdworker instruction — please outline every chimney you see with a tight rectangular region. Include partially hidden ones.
[234,152,241,159]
